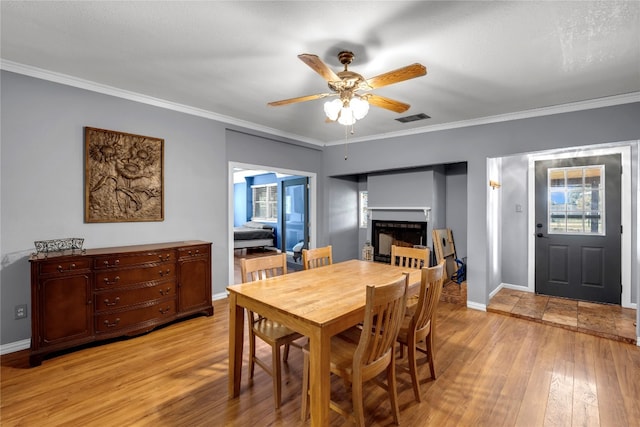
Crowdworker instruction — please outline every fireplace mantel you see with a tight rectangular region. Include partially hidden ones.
[367,206,431,220]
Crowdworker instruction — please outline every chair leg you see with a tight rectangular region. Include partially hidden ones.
[300,350,310,421]
[387,356,401,425]
[273,344,282,409]
[351,375,365,427]
[248,329,256,379]
[427,332,436,379]
[408,336,421,402]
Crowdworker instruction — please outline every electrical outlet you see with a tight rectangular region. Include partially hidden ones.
[15,304,27,320]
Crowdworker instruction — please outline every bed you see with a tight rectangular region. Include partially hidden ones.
[233,221,275,249]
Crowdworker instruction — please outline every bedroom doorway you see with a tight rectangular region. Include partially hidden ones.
[228,162,316,288]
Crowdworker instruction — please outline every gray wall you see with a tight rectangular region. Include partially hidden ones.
[445,163,468,260]
[0,71,324,346]
[500,154,530,286]
[322,104,640,314]
[327,176,360,263]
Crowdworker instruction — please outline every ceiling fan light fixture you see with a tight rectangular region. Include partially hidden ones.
[324,98,342,121]
[350,96,369,120]
[338,105,356,126]
[325,96,369,125]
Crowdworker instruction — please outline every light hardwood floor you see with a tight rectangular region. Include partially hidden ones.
[2,297,639,426]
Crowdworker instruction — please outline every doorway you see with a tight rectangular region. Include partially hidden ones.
[228,162,316,288]
[526,144,632,308]
[534,154,621,304]
[281,177,309,254]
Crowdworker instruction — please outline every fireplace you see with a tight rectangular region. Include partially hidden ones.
[372,220,428,264]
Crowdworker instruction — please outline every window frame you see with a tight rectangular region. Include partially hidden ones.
[251,183,278,222]
[546,165,605,236]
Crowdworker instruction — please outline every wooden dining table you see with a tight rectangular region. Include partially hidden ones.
[227,259,422,427]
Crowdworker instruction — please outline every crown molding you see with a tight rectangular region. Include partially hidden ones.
[0,60,321,146]
[3,60,637,148]
[325,91,640,146]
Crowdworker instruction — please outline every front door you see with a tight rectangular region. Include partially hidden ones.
[534,154,621,304]
[281,177,309,254]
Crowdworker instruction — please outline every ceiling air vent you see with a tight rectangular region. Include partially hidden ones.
[395,113,430,123]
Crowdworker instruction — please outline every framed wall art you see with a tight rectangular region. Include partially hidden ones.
[85,127,164,223]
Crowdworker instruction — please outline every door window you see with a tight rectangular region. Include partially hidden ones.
[547,165,604,235]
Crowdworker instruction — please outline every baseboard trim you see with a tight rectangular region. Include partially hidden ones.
[0,338,30,355]
[489,283,504,299]
[502,283,533,293]
[213,291,228,301]
[467,301,486,312]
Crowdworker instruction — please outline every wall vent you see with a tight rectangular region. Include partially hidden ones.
[395,113,430,123]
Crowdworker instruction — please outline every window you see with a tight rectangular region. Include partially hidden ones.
[252,184,277,221]
[359,191,368,228]
[547,165,604,235]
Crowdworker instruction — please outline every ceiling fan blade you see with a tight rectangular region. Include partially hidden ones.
[298,54,341,82]
[367,94,410,113]
[268,92,333,107]
[365,63,427,89]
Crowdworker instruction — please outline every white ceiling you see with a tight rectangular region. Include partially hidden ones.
[1,1,639,146]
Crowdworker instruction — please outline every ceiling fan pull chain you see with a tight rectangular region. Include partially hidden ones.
[344,125,349,160]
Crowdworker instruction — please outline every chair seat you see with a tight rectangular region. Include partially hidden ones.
[396,316,431,345]
[253,318,303,343]
[302,326,361,378]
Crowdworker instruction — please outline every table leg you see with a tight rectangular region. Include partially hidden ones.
[309,328,331,427]
[228,293,244,398]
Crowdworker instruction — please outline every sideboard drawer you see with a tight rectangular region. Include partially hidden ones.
[95,299,176,333]
[177,245,209,260]
[94,281,176,312]
[94,251,175,269]
[38,258,92,275]
[94,264,175,290]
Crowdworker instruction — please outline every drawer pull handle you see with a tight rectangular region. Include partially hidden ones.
[104,318,120,328]
[158,269,171,277]
[104,297,120,307]
[103,276,120,285]
[158,254,171,262]
[159,287,172,296]
[159,307,171,315]
[103,259,120,267]
[188,249,200,256]
[56,263,77,272]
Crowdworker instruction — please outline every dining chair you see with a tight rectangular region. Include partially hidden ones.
[240,253,304,409]
[301,245,332,270]
[396,260,446,402]
[300,273,409,426]
[390,244,430,269]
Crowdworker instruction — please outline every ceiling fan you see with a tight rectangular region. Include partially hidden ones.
[268,51,427,125]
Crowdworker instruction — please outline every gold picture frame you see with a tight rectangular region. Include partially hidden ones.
[84,127,164,223]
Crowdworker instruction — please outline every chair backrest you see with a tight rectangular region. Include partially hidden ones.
[411,260,446,333]
[354,273,409,378]
[301,245,332,270]
[390,245,430,269]
[240,253,287,283]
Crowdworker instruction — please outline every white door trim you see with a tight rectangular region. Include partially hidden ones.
[228,161,317,284]
[527,143,632,308]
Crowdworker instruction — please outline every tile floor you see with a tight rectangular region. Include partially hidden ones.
[488,287,637,345]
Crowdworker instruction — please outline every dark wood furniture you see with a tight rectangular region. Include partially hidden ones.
[29,241,213,366]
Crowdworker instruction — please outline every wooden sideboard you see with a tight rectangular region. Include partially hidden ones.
[29,241,213,366]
